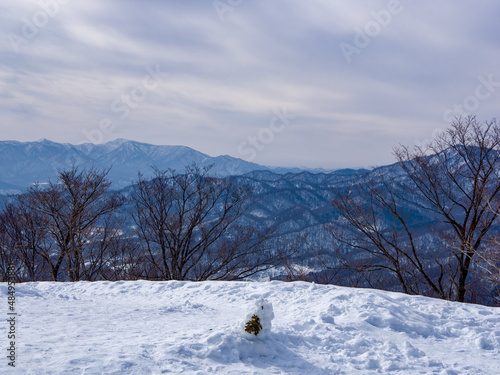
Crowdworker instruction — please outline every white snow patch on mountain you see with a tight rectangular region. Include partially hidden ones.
[3,280,500,374]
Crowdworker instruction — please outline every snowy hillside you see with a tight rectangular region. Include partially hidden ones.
[0,139,324,191]
[4,281,499,374]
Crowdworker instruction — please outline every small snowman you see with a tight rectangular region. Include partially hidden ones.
[242,298,274,339]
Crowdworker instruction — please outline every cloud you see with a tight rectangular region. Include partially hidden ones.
[0,0,499,168]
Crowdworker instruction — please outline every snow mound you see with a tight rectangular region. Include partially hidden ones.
[242,298,274,339]
[5,280,500,374]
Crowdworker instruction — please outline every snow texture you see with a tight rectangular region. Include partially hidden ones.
[242,298,274,339]
[2,280,500,374]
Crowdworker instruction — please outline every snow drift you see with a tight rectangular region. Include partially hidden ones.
[3,280,500,374]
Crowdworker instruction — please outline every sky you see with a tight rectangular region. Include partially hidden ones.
[1,0,499,169]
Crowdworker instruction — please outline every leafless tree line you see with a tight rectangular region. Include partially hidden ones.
[324,116,500,305]
[1,116,499,305]
[0,165,279,282]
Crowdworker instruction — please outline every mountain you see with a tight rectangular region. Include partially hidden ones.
[3,141,497,304]
[0,138,369,251]
[231,169,368,233]
[0,138,469,255]
[15,280,500,374]
[0,139,318,192]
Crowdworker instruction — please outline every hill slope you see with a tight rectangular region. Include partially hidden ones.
[0,139,276,191]
[6,280,500,374]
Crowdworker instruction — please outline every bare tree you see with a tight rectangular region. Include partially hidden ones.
[394,116,500,302]
[326,170,451,298]
[479,238,500,286]
[77,214,129,281]
[22,167,124,281]
[0,204,21,281]
[130,165,277,281]
[468,202,500,304]
[93,232,144,281]
[0,201,50,281]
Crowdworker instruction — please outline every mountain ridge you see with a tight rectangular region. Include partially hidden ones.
[0,139,341,192]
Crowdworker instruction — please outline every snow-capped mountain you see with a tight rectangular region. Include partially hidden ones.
[0,139,307,191]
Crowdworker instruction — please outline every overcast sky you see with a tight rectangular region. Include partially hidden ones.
[1,0,499,169]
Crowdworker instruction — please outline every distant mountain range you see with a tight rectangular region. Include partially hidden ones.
[2,139,497,304]
[0,138,444,242]
[0,139,339,192]
[0,138,369,264]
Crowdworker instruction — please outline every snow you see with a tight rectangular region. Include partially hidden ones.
[242,298,274,340]
[3,280,500,374]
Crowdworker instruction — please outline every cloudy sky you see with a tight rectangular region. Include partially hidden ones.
[1,0,499,169]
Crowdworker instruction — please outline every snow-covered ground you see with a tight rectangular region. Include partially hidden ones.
[2,280,500,374]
